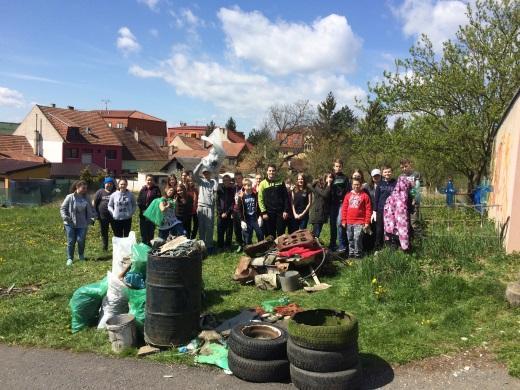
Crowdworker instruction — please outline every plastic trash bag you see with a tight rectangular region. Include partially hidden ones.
[112,231,136,275]
[194,343,229,371]
[261,297,290,313]
[127,288,146,331]
[69,276,108,333]
[97,272,129,329]
[130,243,151,276]
[124,272,145,289]
[143,198,164,226]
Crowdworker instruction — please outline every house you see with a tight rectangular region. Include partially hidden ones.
[96,110,167,147]
[488,88,520,253]
[167,124,207,144]
[0,134,47,162]
[275,127,313,157]
[0,159,51,185]
[13,105,123,175]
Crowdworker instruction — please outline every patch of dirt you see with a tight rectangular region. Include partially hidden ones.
[0,283,41,298]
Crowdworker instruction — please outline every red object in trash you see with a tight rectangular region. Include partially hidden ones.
[278,246,324,266]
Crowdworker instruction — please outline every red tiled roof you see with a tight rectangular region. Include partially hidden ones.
[0,159,49,175]
[39,106,121,146]
[227,129,253,151]
[0,135,46,162]
[171,149,209,159]
[50,162,103,178]
[174,136,205,150]
[221,141,246,158]
[168,125,207,132]
[96,110,165,122]
[112,128,168,161]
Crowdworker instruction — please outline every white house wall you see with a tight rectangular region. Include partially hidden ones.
[41,140,63,162]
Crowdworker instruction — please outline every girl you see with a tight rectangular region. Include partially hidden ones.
[158,186,186,240]
[108,178,137,238]
[292,173,312,230]
[60,180,97,266]
[307,173,332,238]
[93,177,115,251]
[175,183,193,237]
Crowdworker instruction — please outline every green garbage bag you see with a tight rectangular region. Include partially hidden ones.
[69,276,108,333]
[194,343,229,371]
[130,243,151,276]
[261,297,290,313]
[143,198,164,226]
[127,288,146,332]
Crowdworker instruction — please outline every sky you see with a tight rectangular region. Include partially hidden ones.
[0,0,471,132]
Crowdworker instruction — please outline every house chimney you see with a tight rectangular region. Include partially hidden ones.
[51,103,56,108]
[67,105,74,110]
[134,130,139,143]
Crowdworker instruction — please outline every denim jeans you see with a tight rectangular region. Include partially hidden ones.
[330,203,347,251]
[312,223,323,238]
[158,223,186,240]
[295,215,309,230]
[242,215,264,245]
[346,224,364,258]
[65,225,88,261]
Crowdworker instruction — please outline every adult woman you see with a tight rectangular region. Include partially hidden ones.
[60,180,96,266]
[291,173,312,230]
[175,183,193,237]
[93,177,115,251]
[108,178,137,238]
[158,186,186,239]
[307,173,332,238]
[137,174,161,245]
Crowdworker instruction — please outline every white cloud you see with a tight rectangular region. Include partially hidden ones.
[149,28,159,37]
[0,86,24,107]
[138,0,159,12]
[394,0,469,52]
[217,8,362,75]
[116,27,141,56]
[129,54,365,121]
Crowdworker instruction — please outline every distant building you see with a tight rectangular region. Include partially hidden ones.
[275,127,313,157]
[167,124,207,144]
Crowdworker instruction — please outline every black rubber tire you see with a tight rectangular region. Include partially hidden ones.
[228,323,288,360]
[228,349,290,383]
[288,309,358,351]
[287,337,359,372]
[290,363,362,390]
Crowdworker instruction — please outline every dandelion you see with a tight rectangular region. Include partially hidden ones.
[371,277,377,284]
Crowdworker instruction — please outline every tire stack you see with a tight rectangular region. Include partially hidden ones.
[227,323,290,383]
[287,309,362,390]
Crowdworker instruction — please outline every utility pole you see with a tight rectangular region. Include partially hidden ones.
[101,99,111,111]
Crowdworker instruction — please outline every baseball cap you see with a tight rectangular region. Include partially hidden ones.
[104,177,114,184]
[371,169,381,177]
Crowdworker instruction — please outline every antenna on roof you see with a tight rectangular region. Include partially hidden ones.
[101,99,111,111]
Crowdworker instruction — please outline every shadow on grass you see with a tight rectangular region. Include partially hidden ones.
[360,353,394,390]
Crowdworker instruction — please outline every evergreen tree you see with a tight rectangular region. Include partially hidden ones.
[205,120,216,136]
[225,117,237,132]
[316,91,336,134]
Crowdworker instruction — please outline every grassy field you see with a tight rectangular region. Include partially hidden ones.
[0,201,519,375]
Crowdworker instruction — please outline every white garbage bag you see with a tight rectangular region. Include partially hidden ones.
[112,231,136,275]
[97,271,129,329]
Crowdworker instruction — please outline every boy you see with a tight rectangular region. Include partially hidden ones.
[232,172,245,252]
[374,166,396,249]
[237,178,264,245]
[193,162,218,253]
[341,178,372,258]
[330,159,351,252]
[216,174,235,250]
[258,164,289,238]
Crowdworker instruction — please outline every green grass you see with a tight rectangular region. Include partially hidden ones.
[0,201,519,376]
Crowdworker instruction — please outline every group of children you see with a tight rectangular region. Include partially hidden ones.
[60,157,420,265]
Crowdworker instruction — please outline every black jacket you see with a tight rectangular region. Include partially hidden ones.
[374,179,397,213]
[331,173,351,206]
[217,185,235,217]
[137,185,162,214]
[307,183,331,224]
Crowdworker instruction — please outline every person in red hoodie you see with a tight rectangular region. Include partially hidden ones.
[341,178,372,259]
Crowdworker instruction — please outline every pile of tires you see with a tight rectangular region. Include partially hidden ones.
[228,323,290,383]
[287,309,361,390]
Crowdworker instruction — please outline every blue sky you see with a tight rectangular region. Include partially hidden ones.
[0,0,470,131]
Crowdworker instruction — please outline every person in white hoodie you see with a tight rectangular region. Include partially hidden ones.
[108,178,137,238]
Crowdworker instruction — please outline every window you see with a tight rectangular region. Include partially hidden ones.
[191,133,197,138]
[107,122,112,128]
[81,149,93,164]
[68,127,79,138]
[65,148,79,159]
[116,123,124,129]
[106,150,117,160]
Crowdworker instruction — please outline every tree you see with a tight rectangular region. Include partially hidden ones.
[316,91,336,135]
[247,126,272,145]
[225,117,237,132]
[331,105,357,135]
[371,0,520,193]
[205,120,216,136]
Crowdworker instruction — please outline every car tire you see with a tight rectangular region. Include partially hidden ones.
[228,323,288,360]
[287,337,359,372]
[290,363,362,390]
[228,349,290,383]
[288,309,358,351]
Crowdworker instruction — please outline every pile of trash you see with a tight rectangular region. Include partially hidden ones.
[232,229,330,292]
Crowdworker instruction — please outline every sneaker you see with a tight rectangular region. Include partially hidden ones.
[66,259,73,266]
[236,245,243,253]
[336,248,346,254]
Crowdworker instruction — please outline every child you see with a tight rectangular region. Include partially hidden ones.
[158,186,186,240]
[307,173,332,238]
[373,166,396,249]
[216,174,235,250]
[237,178,264,245]
[341,178,372,258]
[175,183,193,237]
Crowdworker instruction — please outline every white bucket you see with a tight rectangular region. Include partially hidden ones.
[106,314,137,353]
